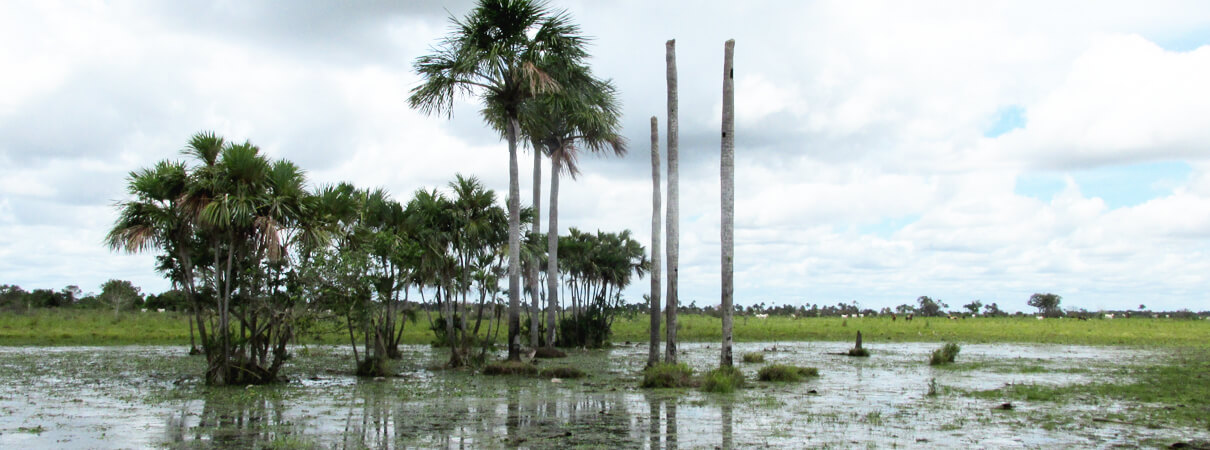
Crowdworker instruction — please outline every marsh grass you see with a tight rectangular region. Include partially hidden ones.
[757,364,819,382]
[929,342,961,365]
[847,348,871,357]
[741,352,765,363]
[701,365,745,393]
[540,366,586,379]
[482,361,537,376]
[641,362,695,388]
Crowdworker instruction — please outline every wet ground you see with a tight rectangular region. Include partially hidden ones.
[0,341,1203,448]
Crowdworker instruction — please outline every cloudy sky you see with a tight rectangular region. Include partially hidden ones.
[3,1,1210,312]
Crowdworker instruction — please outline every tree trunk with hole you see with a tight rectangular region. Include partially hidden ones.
[507,118,522,361]
[720,39,736,368]
[648,116,662,367]
[665,39,680,364]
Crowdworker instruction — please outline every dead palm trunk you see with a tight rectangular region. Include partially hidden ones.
[529,148,542,347]
[648,116,662,367]
[546,156,562,348]
[664,39,680,364]
[507,118,522,361]
[720,39,736,368]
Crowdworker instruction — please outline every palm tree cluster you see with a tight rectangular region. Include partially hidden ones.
[554,229,648,348]
[409,0,625,360]
[109,132,645,382]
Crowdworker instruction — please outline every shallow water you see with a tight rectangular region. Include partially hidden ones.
[0,342,1201,448]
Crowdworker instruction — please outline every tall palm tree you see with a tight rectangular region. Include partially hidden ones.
[648,116,661,367]
[720,39,736,367]
[512,67,625,349]
[409,0,589,361]
[665,39,680,363]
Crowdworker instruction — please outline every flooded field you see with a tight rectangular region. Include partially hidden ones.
[0,342,1204,448]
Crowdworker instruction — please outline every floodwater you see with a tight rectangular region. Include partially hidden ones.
[0,342,1202,448]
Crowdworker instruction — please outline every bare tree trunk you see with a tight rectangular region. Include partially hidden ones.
[546,157,561,348]
[665,39,680,364]
[529,147,542,347]
[648,116,662,368]
[506,117,522,361]
[720,39,736,368]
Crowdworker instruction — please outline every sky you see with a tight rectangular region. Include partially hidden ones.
[3,1,1210,313]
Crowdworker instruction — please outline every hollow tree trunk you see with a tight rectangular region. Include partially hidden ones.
[506,117,522,361]
[648,116,662,368]
[720,39,736,368]
[665,39,680,364]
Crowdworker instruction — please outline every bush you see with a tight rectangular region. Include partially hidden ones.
[742,352,765,363]
[929,342,961,365]
[702,365,746,393]
[556,308,612,348]
[757,364,819,382]
[483,361,538,376]
[641,362,695,388]
[540,366,586,379]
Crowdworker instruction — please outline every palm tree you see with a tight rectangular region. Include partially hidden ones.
[512,68,625,350]
[665,39,680,364]
[720,39,736,367]
[409,0,590,361]
[648,116,662,367]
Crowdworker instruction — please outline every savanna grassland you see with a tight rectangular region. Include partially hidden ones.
[3,309,1207,348]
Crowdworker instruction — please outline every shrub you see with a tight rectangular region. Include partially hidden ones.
[641,362,695,388]
[483,361,538,376]
[929,342,961,365]
[757,364,819,382]
[534,347,567,359]
[540,366,586,379]
[742,352,765,363]
[702,366,746,393]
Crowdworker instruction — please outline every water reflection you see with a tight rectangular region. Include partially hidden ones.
[644,393,679,449]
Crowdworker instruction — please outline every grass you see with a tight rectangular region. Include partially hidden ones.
[640,362,695,388]
[741,352,765,363]
[4,310,1210,348]
[481,360,537,376]
[701,365,745,393]
[540,366,586,379]
[847,347,871,357]
[968,348,1210,429]
[929,342,961,365]
[756,364,819,382]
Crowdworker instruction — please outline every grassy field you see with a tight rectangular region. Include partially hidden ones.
[1,309,1207,347]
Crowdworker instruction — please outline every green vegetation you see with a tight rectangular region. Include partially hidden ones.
[540,366,586,379]
[482,361,538,376]
[5,312,1209,348]
[929,342,961,365]
[847,347,871,357]
[756,364,819,382]
[969,349,1210,429]
[641,362,695,388]
[741,352,764,363]
[701,365,745,393]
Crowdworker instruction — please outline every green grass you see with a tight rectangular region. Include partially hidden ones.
[539,366,586,379]
[4,310,1210,348]
[701,365,745,393]
[741,352,765,363]
[640,362,695,388]
[756,364,819,382]
[929,342,961,365]
[968,348,1210,429]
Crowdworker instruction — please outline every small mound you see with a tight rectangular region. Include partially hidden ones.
[742,352,765,363]
[483,361,538,376]
[356,357,393,377]
[702,365,746,393]
[929,342,961,366]
[847,348,871,357]
[641,362,696,388]
[540,366,586,379]
[757,364,819,382]
[534,347,567,359]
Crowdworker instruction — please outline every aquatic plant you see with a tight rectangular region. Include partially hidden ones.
[641,362,695,388]
[742,352,765,363]
[757,364,819,382]
[930,342,961,365]
[702,365,745,393]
